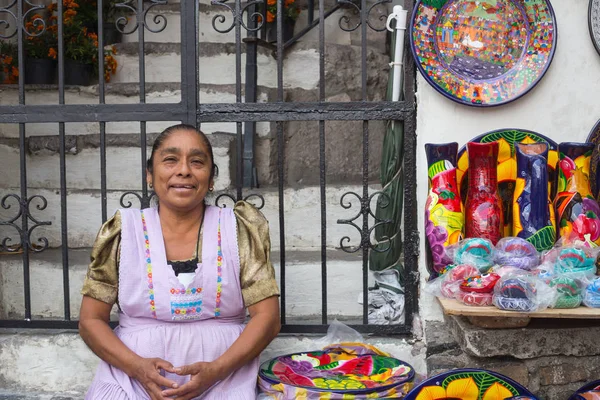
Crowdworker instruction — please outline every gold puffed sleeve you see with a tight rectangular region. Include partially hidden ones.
[81,211,121,305]
[234,201,280,307]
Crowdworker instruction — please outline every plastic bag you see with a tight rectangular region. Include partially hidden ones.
[440,264,480,299]
[494,237,540,270]
[450,238,495,272]
[492,273,558,312]
[456,273,501,306]
[549,276,584,309]
[584,277,600,308]
[554,247,598,279]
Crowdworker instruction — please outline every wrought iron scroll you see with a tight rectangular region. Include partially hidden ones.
[114,0,168,35]
[214,193,265,209]
[0,194,51,253]
[210,0,265,33]
[0,1,50,39]
[120,191,157,209]
[337,190,392,253]
[337,0,391,32]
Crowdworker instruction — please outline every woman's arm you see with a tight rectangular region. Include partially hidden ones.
[79,296,178,400]
[161,296,281,399]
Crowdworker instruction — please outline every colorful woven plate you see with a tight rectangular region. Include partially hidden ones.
[258,343,415,398]
[457,129,558,237]
[568,380,600,400]
[590,0,600,56]
[410,0,557,107]
[405,368,538,400]
[585,118,600,198]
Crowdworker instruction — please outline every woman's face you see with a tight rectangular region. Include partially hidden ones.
[148,129,213,213]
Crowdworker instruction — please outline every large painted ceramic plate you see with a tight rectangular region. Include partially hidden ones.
[405,368,538,400]
[590,0,600,56]
[586,118,600,198]
[568,380,600,400]
[457,129,558,237]
[410,0,557,107]
[258,343,415,395]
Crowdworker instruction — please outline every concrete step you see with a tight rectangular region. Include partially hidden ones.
[0,185,381,250]
[0,131,235,192]
[0,247,375,320]
[0,330,423,395]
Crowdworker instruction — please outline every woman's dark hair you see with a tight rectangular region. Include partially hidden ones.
[147,124,217,182]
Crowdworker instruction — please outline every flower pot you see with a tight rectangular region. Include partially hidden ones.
[65,60,94,86]
[265,18,296,43]
[103,21,123,45]
[24,58,56,84]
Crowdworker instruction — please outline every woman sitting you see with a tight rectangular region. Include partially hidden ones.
[79,124,280,400]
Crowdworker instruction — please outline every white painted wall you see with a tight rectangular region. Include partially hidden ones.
[417,0,600,322]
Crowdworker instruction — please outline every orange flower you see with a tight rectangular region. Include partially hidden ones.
[48,48,57,60]
[11,66,18,77]
[267,0,276,5]
[4,56,12,65]
[284,0,294,6]
[266,10,275,22]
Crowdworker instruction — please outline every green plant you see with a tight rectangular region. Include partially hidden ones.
[0,41,19,84]
[23,13,58,60]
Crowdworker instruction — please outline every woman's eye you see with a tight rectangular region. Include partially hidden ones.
[163,157,177,162]
[192,159,205,165]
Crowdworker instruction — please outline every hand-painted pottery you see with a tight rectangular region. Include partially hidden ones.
[493,276,536,311]
[591,0,600,56]
[425,142,464,279]
[513,143,556,251]
[457,290,494,306]
[554,142,600,246]
[457,129,558,238]
[585,118,600,199]
[549,277,583,309]
[461,273,501,293]
[454,237,495,272]
[465,142,504,245]
[409,0,556,107]
[404,368,538,400]
[441,263,479,298]
[569,380,600,400]
[584,278,600,308]
[258,343,415,399]
[495,237,540,270]
[554,247,597,279]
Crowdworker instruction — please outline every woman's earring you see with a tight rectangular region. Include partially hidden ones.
[149,183,153,189]
[209,187,214,192]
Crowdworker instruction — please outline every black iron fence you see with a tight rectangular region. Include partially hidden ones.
[0,0,418,335]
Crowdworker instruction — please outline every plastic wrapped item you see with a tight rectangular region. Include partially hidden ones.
[554,247,598,279]
[440,264,479,299]
[530,263,555,282]
[493,274,557,312]
[493,265,531,278]
[451,238,495,272]
[583,278,600,308]
[549,277,583,309]
[456,273,500,306]
[494,237,540,270]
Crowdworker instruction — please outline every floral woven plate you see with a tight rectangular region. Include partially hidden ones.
[410,0,557,106]
[404,368,538,400]
[586,118,600,198]
[568,380,600,400]
[456,129,558,237]
[258,343,415,398]
[590,0,600,56]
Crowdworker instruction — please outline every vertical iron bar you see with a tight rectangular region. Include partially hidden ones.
[308,0,314,24]
[98,0,108,222]
[17,0,31,321]
[138,0,147,201]
[182,0,199,126]
[57,0,70,320]
[243,5,258,188]
[361,0,369,325]
[319,0,327,325]
[277,0,286,324]
[235,0,243,199]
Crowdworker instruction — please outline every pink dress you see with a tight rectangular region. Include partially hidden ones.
[85,206,258,399]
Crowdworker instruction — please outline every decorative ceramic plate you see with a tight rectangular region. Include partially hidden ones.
[585,118,600,198]
[568,380,600,400]
[457,129,558,237]
[258,343,415,396]
[404,368,538,400]
[410,0,557,107]
[590,0,600,56]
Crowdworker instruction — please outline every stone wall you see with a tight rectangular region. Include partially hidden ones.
[425,318,600,400]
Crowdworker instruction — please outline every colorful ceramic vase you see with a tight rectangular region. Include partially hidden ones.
[425,142,464,278]
[554,142,600,246]
[513,143,556,251]
[464,142,503,245]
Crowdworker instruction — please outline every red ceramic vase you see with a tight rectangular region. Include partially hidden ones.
[464,142,504,245]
